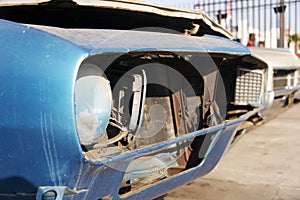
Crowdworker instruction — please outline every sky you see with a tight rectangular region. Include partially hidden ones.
[144,0,223,8]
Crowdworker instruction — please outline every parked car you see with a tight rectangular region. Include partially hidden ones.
[250,47,300,107]
[0,1,268,199]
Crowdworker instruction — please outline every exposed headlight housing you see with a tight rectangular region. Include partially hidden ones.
[75,63,112,145]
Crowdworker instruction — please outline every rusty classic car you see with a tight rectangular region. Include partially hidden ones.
[0,0,268,199]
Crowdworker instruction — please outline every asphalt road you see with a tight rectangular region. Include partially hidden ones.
[165,100,300,200]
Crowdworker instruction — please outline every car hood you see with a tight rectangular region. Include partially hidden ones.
[0,0,232,39]
[250,47,300,70]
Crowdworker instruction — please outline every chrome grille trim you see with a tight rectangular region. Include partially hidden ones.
[234,69,263,106]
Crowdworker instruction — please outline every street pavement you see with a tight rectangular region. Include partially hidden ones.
[165,100,300,200]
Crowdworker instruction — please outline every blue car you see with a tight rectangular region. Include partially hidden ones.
[0,1,268,199]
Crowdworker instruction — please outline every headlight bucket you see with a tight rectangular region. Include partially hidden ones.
[75,63,112,145]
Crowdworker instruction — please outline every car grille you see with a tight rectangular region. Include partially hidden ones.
[234,69,263,106]
[273,77,288,90]
[297,75,300,86]
[273,71,300,90]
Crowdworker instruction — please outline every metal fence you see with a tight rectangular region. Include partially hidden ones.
[170,0,300,51]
